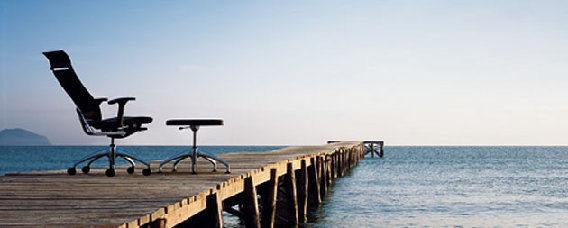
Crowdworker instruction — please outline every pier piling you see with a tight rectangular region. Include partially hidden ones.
[243,176,260,228]
[296,160,308,223]
[276,162,299,225]
[260,169,278,228]
[307,157,321,204]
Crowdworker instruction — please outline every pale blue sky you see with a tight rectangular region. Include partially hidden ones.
[1,1,568,145]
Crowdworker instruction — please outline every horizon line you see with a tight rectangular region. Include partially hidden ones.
[4,144,568,147]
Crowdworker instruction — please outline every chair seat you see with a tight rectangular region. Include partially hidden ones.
[92,116,153,130]
[166,119,224,126]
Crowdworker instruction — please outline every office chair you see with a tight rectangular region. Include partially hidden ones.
[43,50,152,177]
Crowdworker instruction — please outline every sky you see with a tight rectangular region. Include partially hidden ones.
[1,1,568,146]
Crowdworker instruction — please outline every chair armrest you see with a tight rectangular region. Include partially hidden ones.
[107,97,136,126]
[108,97,135,105]
[94,97,108,105]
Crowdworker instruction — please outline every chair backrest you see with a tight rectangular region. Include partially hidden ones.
[43,50,102,122]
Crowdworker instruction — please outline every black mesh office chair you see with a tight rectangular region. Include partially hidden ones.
[43,50,152,177]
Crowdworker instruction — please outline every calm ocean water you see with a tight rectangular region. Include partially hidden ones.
[0,145,285,175]
[306,146,568,227]
[1,146,567,227]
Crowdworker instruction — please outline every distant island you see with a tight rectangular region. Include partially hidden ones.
[0,128,51,145]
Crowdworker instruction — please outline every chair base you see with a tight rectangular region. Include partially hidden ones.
[67,144,151,177]
[158,148,230,174]
[160,119,230,174]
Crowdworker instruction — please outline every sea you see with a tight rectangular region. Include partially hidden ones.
[1,146,568,227]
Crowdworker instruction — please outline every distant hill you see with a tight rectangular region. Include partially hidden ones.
[0,128,51,145]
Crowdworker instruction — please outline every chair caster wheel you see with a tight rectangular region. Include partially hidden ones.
[67,168,77,176]
[127,167,135,174]
[81,166,90,174]
[142,168,151,176]
[105,168,115,177]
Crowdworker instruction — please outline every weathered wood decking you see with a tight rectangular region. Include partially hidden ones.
[0,141,366,227]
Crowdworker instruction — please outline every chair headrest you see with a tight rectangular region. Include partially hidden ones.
[43,50,71,70]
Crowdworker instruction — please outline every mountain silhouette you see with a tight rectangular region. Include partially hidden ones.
[0,128,51,145]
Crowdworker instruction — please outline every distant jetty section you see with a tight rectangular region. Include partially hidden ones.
[0,141,382,227]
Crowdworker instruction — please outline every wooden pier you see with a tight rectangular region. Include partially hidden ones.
[364,141,384,158]
[328,140,384,157]
[0,141,373,227]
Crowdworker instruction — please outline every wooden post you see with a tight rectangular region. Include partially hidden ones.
[347,150,351,169]
[338,152,342,176]
[243,177,260,228]
[352,149,356,167]
[336,152,340,176]
[337,152,341,175]
[342,150,347,176]
[356,148,359,163]
[276,162,298,225]
[286,162,299,225]
[319,156,327,198]
[337,152,343,178]
[370,143,375,158]
[203,193,224,228]
[349,149,353,169]
[307,157,321,204]
[353,148,358,166]
[326,157,332,187]
[334,153,339,179]
[261,169,278,228]
[330,153,335,179]
[334,153,338,178]
[341,151,346,177]
[345,150,349,170]
[296,160,308,223]
[380,142,384,158]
